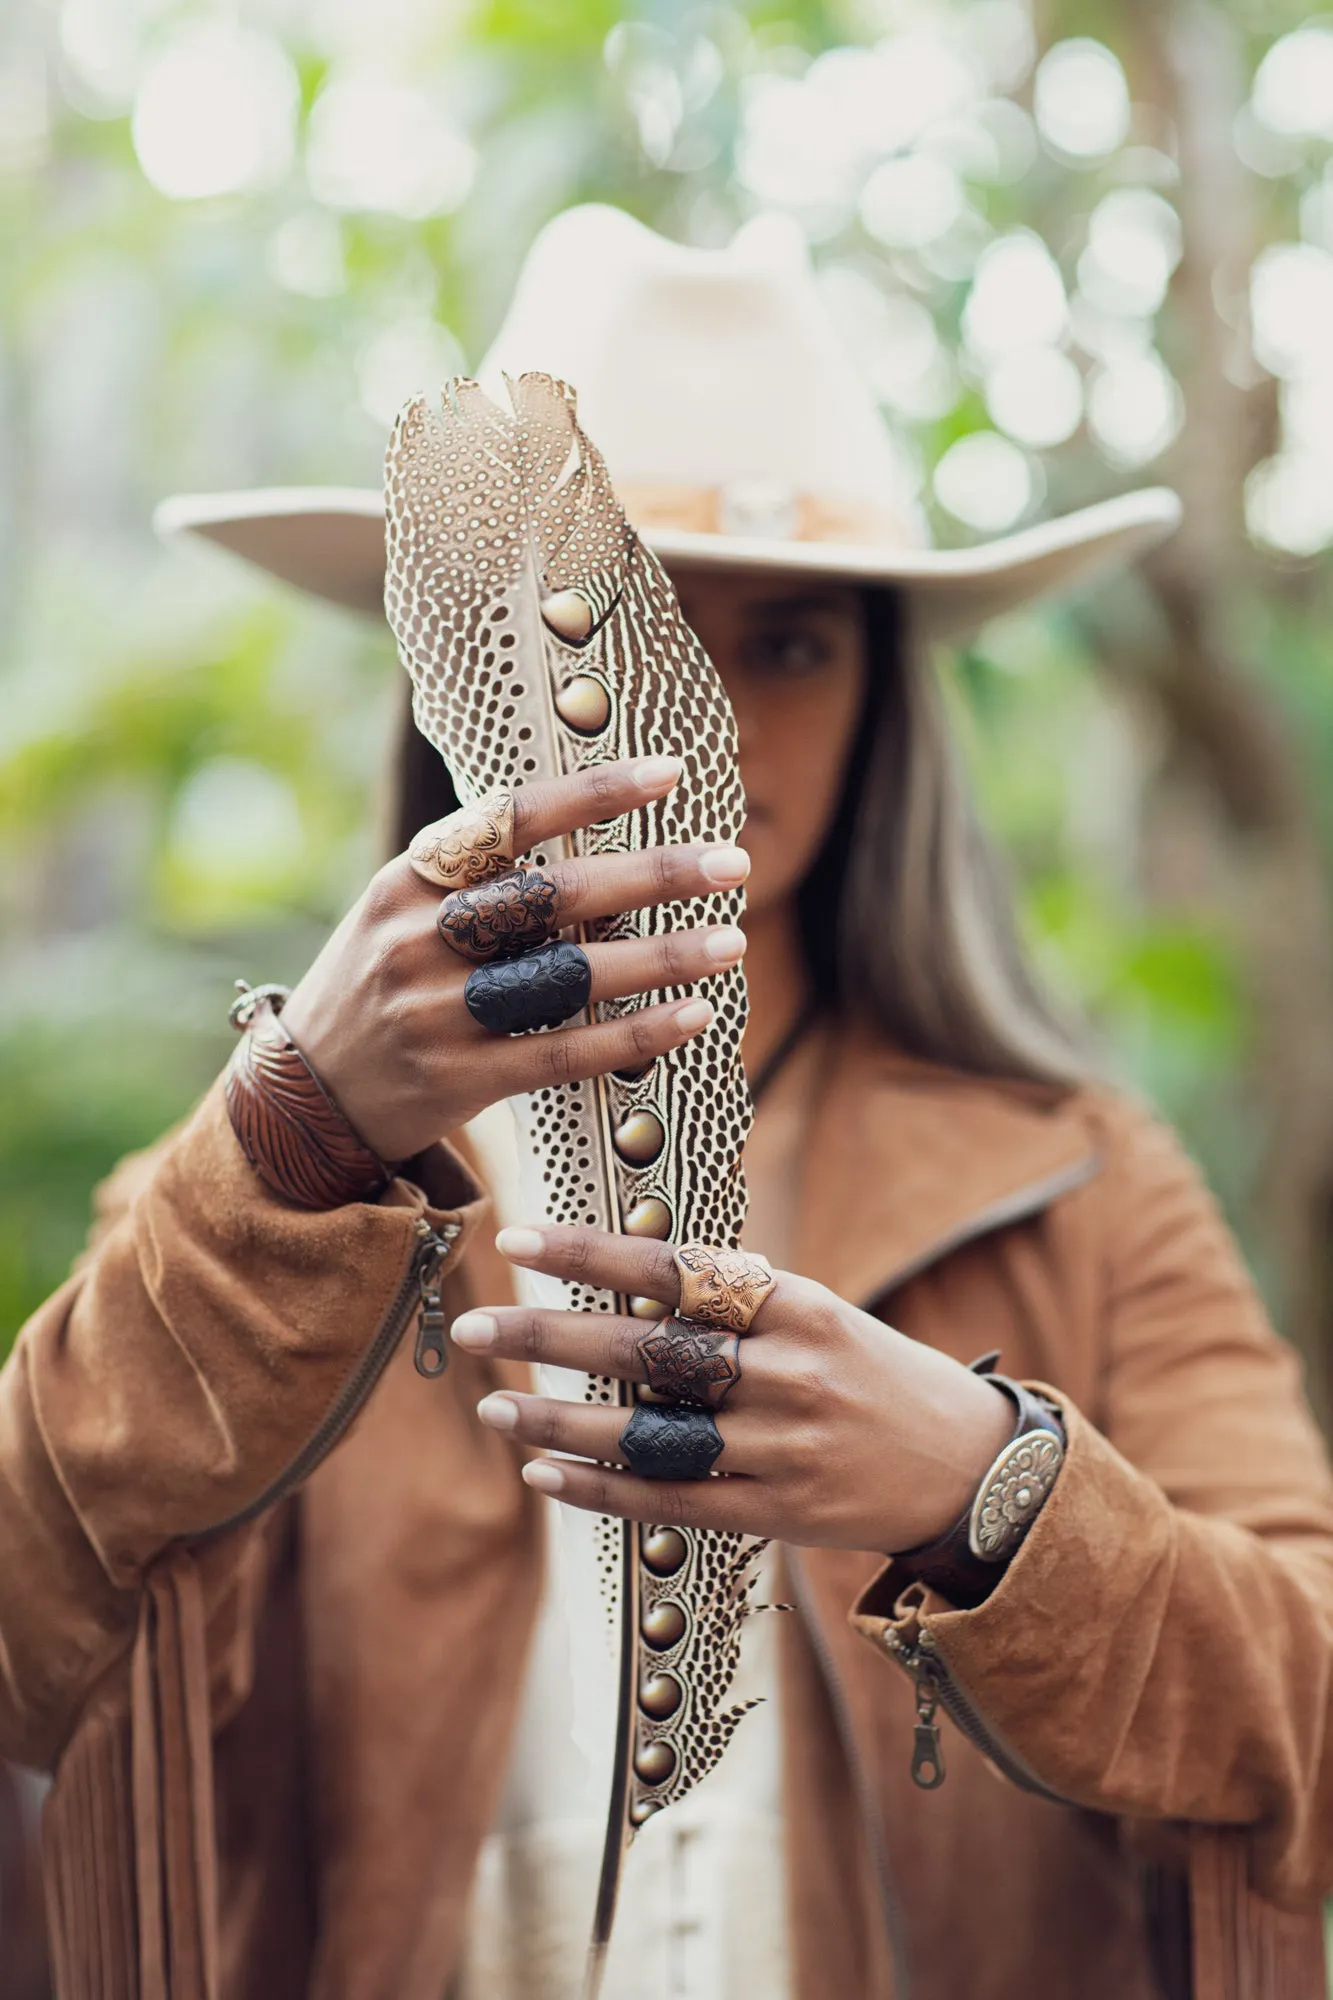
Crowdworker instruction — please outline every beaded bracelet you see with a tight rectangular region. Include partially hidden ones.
[225,982,392,1210]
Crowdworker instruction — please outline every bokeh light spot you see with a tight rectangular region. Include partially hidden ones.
[1079,189,1181,318]
[1087,354,1183,467]
[1251,27,1333,143]
[1250,242,1333,379]
[131,24,297,202]
[307,78,476,219]
[934,430,1034,532]
[267,212,347,299]
[963,231,1068,361]
[1245,453,1333,557]
[860,155,964,249]
[1034,40,1130,160]
[169,759,303,882]
[986,346,1084,448]
[358,319,466,430]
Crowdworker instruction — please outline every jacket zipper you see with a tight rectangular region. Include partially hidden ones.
[197,1216,461,1543]
[881,1622,1068,1805]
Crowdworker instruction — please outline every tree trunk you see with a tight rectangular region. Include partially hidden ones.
[1096,0,1333,1422]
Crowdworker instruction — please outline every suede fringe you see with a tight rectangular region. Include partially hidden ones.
[35,1570,1329,2000]
[44,1553,218,2000]
[43,1702,137,1998]
[1189,1826,1327,2000]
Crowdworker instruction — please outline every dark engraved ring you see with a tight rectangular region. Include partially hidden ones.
[620,1403,724,1481]
[464,941,592,1035]
[635,1317,741,1412]
[437,867,559,965]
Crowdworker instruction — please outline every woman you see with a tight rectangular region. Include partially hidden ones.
[4,208,1332,2000]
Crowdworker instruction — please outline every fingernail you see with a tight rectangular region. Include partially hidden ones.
[675,998,714,1035]
[523,1460,566,1494]
[496,1226,545,1262]
[477,1393,518,1431]
[633,756,683,791]
[699,844,750,887]
[451,1312,497,1351]
[703,926,747,964]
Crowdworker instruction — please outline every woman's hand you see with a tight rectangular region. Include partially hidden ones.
[452,1225,1016,1554]
[279,758,748,1162]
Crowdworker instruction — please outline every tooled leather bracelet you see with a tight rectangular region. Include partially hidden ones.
[225,981,394,1210]
[891,1354,1066,1610]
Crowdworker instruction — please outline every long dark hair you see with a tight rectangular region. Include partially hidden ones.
[387,588,1086,1087]
[798,588,1086,1083]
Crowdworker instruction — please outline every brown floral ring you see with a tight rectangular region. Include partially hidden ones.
[437,867,560,965]
[635,1317,741,1411]
[409,787,516,892]
[673,1244,775,1334]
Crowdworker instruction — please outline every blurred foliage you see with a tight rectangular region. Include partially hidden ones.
[3,0,1333,1360]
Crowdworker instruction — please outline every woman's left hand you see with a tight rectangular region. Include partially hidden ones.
[452,1225,1015,1553]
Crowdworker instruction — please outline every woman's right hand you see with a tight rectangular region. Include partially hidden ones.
[278,756,749,1163]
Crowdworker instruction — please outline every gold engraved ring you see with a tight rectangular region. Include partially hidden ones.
[408,787,516,892]
[673,1244,775,1334]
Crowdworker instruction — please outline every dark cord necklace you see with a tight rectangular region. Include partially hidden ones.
[748,1001,821,1109]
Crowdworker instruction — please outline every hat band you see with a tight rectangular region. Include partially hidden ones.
[617,480,923,552]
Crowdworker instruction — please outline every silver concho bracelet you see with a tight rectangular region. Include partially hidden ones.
[892,1359,1066,1608]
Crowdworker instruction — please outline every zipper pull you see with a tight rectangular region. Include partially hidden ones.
[413,1222,460,1379]
[910,1666,946,1790]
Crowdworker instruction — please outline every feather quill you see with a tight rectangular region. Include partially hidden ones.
[383,374,762,1991]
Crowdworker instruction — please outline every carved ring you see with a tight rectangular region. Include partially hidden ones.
[437,867,560,965]
[620,1403,724,1481]
[409,787,516,892]
[635,1317,741,1411]
[673,1244,775,1334]
[464,941,591,1035]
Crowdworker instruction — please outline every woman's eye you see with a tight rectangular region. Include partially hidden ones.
[746,629,834,678]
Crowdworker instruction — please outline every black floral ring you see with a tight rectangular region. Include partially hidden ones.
[437,867,559,964]
[619,1403,724,1481]
[464,941,592,1035]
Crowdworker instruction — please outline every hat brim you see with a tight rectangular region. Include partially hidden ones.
[154,484,1181,641]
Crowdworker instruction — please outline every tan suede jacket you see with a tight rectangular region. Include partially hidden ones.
[2,1037,1332,2000]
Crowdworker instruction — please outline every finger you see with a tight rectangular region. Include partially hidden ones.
[455,1303,773,1400]
[509,757,684,853]
[494,1224,681,1309]
[476,1390,752,1472]
[490,996,715,1099]
[493,1225,791,1332]
[546,842,749,929]
[476,1390,628,1462]
[453,1305,648,1379]
[584,925,746,1003]
[519,1456,761,1532]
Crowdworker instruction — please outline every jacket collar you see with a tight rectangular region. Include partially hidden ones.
[790,1031,1102,1310]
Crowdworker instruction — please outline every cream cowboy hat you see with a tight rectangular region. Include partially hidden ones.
[156,204,1180,639]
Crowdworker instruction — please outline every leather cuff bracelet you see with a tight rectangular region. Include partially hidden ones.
[892,1358,1066,1610]
[225,983,393,1210]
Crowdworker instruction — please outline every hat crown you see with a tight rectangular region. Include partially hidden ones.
[478,204,926,552]
[156,204,1180,626]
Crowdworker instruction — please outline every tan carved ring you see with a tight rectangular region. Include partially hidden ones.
[673,1244,775,1335]
[409,787,516,892]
